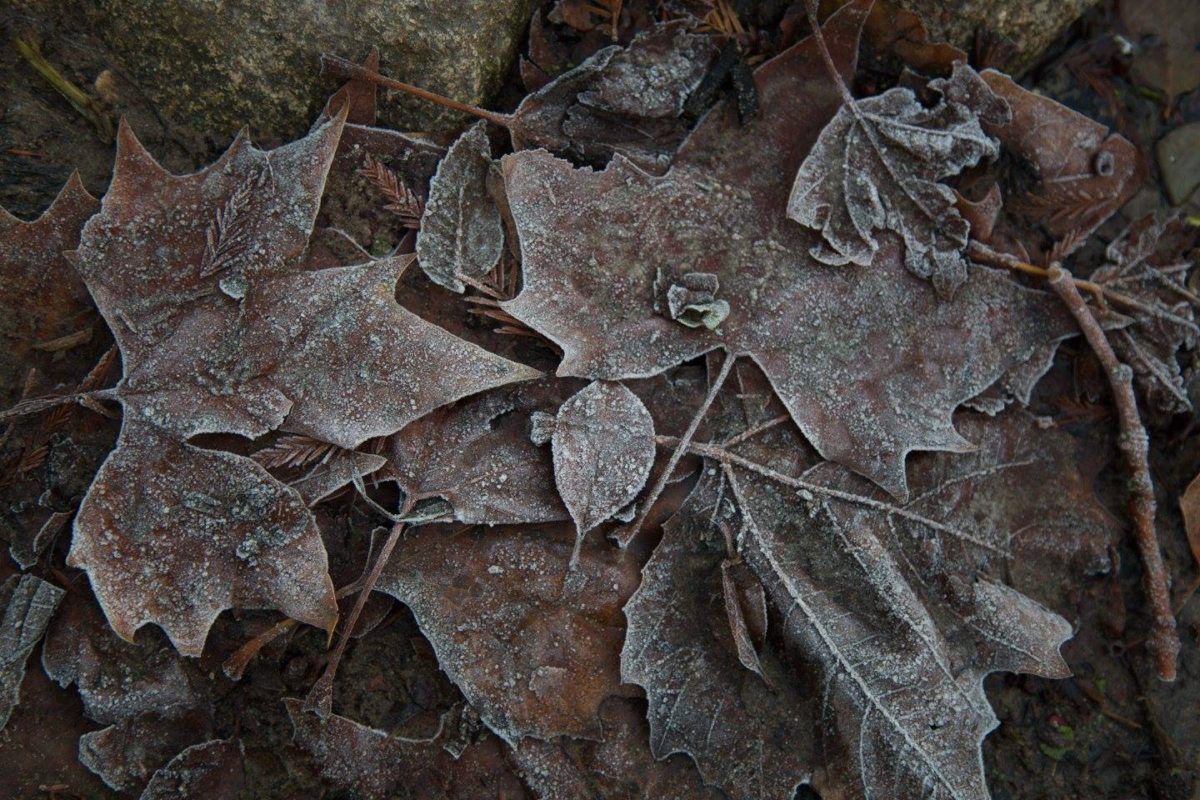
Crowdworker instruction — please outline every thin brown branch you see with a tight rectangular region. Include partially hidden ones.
[616,352,735,547]
[320,55,513,128]
[1046,264,1179,681]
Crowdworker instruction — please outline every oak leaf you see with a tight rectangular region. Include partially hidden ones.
[0,173,99,405]
[500,0,1075,499]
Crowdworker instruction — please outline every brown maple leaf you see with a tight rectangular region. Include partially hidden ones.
[65,113,539,655]
[500,0,1076,499]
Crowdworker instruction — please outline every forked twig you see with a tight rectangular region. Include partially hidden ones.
[1046,265,1178,681]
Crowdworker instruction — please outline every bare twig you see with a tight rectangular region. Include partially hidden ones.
[1046,264,1178,681]
[616,352,735,547]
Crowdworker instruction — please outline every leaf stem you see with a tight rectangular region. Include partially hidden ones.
[616,352,735,547]
[320,54,514,129]
[305,521,406,716]
[1046,264,1178,681]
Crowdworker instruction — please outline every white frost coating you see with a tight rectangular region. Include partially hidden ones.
[550,380,655,557]
[787,62,1012,297]
[416,121,504,292]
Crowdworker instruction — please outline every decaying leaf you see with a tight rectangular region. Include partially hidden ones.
[549,380,655,557]
[512,696,723,800]
[788,62,1011,296]
[377,523,640,742]
[0,173,100,405]
[979,70,1142,248]
[67,113,537,654]
[285,699,530,800]
[140,738,245,800]
[382,379,575,525]
[1182,470,1200,569]
[417,122,505,292]
[501,0,1076,499]
[41,592,215,791]
[1118,0,1200,107]
[69,419,337,655]
[0,574,64,730]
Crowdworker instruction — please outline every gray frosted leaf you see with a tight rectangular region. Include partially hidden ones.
[140,738,245,800]
[787,62,1011,296]
[551,381,655,543]
[0,574,65,730]
[416,121,504,292]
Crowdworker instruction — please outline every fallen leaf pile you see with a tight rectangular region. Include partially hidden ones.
[1,1,1197,798]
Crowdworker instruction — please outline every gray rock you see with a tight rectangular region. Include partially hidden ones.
[97,0,536,141]
[894,0,1101,70]
[1156,123,1200,206]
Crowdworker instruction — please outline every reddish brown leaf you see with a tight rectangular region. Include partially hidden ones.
[1182,470,1200,569]
[980,69,1142,248]
[0,173,99,405]
[384,379,575,525]
[377,523,640,742]
[501,1,1076,499]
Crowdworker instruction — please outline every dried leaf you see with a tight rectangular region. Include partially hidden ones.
[417,121,504,292]
[69,419,337,655]
[512,696,723,800]
[0,173,99,405]
[551,380,655,549]
[0,574,64,731]
[42,592,214,791]
[377,523,640,742]
[1118,0,1200,106]
[788,62,1011,296]
[1089,212,1198,415]
[384,379,575,525]
[980,69,1142,248]
[68,114,537,654]
[501,0,1076,499]
[284,699,530,800]
[625,371,1117,799]
[140,738,245,800]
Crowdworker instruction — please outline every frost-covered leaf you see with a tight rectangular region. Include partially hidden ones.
[416,121,504,292]
[551,380,655,552]
[68,419,337,656]
[140,738,245,800]
[501,0,1076,499]
[1089,212,1198,415]
[68,114,537,654]
[0,574,64,730]
[622,475,817,800]
[383,379,575,525]
[788,62,1011,295]
[42,592,215,792]
[284,699,529,800]
[624,371,1117,800]
[0,173,99,405]
[377,523,639,742]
